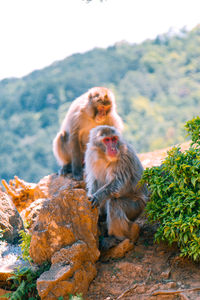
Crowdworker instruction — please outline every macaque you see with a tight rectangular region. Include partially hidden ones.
[85,125,148,249]
[53,87,123,180]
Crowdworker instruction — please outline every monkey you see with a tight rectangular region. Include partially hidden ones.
[85,125,149,250]
[53,87,123,180]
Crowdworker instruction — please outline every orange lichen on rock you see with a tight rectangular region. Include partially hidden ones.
[1,176,36,212]
[24,174,100,299]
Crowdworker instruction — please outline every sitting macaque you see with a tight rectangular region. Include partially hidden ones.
[85,125,148,249]
[53,87,123,180]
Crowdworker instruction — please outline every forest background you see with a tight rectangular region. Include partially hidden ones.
[0,25,200,182]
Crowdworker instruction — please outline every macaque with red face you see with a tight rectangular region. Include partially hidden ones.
[53,87,123,180]
[85,125,148,249]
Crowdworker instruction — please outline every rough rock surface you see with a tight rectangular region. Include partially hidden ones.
[0,288,11,300]
[28,174,100,300]
[0,242,28,282]
[2,176,36,213]
[0,190,24,243]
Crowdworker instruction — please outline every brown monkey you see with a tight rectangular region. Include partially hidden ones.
[85,125,148,249]
[53,87,123,180]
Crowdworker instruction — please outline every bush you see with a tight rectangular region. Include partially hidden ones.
[141,116,200,261]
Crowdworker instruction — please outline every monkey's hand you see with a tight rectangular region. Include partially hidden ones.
[89,195,100,208]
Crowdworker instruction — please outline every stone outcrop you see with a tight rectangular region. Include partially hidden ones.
[2,176,36,213]
[28,174,100,299]
[1,174,100,299]
[0,190,24,243]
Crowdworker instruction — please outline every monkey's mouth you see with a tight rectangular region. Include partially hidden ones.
[107,154,118,162]
[95,107,107,123]
[95,116,106,123]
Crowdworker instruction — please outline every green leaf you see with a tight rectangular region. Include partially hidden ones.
[183,234,188,243]
[191,176,197,187]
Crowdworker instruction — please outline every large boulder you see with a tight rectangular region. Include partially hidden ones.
[28,174,100,300]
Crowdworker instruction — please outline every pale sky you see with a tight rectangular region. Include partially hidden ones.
[0,0,200,80]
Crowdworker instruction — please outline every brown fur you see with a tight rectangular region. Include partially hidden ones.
[85,125,149,249]
[53,87,123,180]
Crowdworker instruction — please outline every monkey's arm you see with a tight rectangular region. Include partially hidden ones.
[90,178,126,208]
[88,179,98,197]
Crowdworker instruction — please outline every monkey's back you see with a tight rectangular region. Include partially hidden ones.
[60,92,89,133]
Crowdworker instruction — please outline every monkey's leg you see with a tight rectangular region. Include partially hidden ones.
[71,136,83,180]
[97,203,121,250]
[98,204,109,239]
[106,198,140,242]
[59,163,72,176]
[99,236,122,251]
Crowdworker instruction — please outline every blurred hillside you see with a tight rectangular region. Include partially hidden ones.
[0,25,200,182]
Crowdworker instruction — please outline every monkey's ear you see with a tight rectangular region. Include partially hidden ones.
[104,93,108,100]
[88,93,93,101]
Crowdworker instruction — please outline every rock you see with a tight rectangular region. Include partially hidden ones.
[38,242,97,299]
[1,176,36,213]
[0,288,12,300]
[34,174,85,200]
[21,174,85,227]
[1,174,85,215]
[161,268,171,280]
[0,191,24,243]
[20,197,46,227]
[28,174,99,299]
[0,242,29,282]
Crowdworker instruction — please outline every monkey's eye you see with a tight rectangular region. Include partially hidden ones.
[103,137,111,144]
[111,136,117,143]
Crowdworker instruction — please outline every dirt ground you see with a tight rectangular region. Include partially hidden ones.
[87,220,200,300]
[87,142,200,300]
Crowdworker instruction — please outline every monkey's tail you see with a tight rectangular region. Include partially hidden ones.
[53,130,70,165]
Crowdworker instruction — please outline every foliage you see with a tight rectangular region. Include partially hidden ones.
[0,26,200,183]
[0,226,6,241]
[18,230,32,264]
[185,116,200,146]
[7,263,50,300]
[141,116,200,261]
[69,294,84,300]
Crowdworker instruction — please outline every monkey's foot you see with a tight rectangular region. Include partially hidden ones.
[59,164,72,176]
[72,166,83,181]
[129,222,140,243]
[100,238,134,261]
[73,173,83,181]
[99,236,121,251]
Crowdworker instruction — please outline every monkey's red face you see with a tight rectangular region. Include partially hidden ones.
[103,136,119,159]
[95,105,111,123]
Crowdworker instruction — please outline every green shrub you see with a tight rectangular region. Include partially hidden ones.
[141,116,200,261]
[69,294,84,300]
[18,229,32,264]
